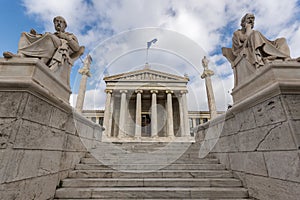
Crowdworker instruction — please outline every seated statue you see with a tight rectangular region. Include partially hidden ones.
[3,16,84,69]
[223,13,298,68]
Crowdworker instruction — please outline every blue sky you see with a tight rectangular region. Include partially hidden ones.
[1,0,300,111]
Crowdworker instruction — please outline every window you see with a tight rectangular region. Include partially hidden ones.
[196,118,200,125]
[91,117,96,123]
[203,118,208,123]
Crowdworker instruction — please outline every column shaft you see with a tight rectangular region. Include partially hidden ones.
[205,77,217,118]
[178,95,185,136]
[103,90,112,137]
[75,75,88,112]
[135,90,142,137]
[192,118,197,128]
[151,90,158,137]
[182,91,190,136]
[118,90,127,137]
[166,91,174,137]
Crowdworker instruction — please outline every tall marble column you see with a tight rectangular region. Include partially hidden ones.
[118,90,128,138]
[166,90,174,137]
[150,90,158,137]
[192,118,197,128]
[135,90,143,138]
[181,90,190,136]
[201,56,217,119]
[178,93,185,136]
[179,90,190,137]
[103,89,113,137]
[75,55,92,113]
[108,94,115,137]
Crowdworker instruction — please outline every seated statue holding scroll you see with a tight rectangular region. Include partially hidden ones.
[223,13,297,68]
[3,16,84,70]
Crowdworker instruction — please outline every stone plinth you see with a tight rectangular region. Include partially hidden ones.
[0,57,71,104]
[232,62,300,105]
[0,58,103,199]
[194,62,300,200]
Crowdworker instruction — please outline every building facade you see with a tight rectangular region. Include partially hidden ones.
[82,68,217,141]
[83,110,211,133]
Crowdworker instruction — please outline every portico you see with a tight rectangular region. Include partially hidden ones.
[102,68,192,141]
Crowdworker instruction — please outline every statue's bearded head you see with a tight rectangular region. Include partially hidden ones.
[241,13,255,29]
[53,16,67,32]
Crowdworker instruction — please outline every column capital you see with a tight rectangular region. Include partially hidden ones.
[119,90,128,94]
[165,90,174,94]
[150,90,158,94]
[135,89,143,94]
[105,89,113,94]
[180,90,188,94]
[201,69,215,79]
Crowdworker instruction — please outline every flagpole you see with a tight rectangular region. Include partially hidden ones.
[146,47,149,64]
[145,38,157,68]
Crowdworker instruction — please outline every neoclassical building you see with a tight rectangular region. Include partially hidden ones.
[82,67,218,141]
[103,67,192,139]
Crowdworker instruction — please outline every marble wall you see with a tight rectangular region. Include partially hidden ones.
[195,94,300,200]
[0,59,103,200]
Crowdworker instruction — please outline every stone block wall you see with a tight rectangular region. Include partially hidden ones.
[195,94,300,200]
[0,91,103,199]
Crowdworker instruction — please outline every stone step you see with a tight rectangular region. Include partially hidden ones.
[55,187,248,199]
[68,170,233,178]
[85,150,206,157]
[75,163,225,170]
[89,143,203,154]
[54,199,251,200]
[80,157,220,165]
[62,178,242,188]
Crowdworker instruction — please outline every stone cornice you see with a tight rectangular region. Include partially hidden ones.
[103,68,189,83]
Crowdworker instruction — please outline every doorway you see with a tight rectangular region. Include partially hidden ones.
[141,113,151,137]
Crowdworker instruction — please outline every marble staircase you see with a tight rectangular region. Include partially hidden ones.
[54,142,250,199]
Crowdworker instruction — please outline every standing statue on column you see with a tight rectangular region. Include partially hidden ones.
[201,56,217,119]
[201,56,214,79]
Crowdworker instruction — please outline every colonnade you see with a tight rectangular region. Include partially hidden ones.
[103,89,190,138]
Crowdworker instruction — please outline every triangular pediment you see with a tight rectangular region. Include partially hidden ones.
[104,68,189,82]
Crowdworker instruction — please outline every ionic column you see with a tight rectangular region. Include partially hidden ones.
[166,90,174,137]
[135,90,143,138]
[103,89,113,136]
[181,90,190,136]
[150,90,158,137]
[118,90,128,138]
[192,118,197,128]
[75,55,92,113]
[178,93,185,136]
[200,118,204,124]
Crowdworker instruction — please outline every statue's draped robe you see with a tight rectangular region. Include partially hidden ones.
[232,30,290,66]
[18,32,78,68]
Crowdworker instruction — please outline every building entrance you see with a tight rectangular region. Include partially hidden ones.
[141,113,151,137]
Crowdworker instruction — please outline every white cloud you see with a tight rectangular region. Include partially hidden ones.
[22,0,300,111]
[70,88,106,110]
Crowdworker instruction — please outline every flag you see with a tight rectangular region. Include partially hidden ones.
[147,38,158,49]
